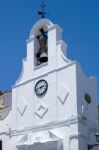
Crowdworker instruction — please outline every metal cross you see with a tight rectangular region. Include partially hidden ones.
[38,1,48,18]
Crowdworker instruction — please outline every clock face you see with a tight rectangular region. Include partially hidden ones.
[85,93,91,104]
[35,80,48,96]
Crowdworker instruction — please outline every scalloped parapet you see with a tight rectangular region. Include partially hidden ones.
[14,19,71,86]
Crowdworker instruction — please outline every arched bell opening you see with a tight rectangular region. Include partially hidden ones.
[34,26,48,66]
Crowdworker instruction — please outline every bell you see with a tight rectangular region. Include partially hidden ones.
[39,50,48,63]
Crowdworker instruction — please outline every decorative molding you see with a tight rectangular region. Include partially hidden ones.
[35,103,48,119]
[58,84,69,105]
[78,115,99,132]
[9,115,99,137]
[11,115,78,137]
[17,97,27,116]
[56,40,71,63]
[15,58,26,84]
[12,61,76,88]
[0,115,99,138]
[0,125,12,137]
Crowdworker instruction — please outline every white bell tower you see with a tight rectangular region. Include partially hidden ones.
[10,18,99,150]
[12,18,72,127]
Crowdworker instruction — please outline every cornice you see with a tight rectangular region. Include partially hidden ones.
[11,115,78,137]
[11,115,99,137]
[0,115,99,138]
[12,61,76,89]
[78,115,99,132]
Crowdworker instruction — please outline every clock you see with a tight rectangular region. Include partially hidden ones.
[35,79,48,96]
[85,93,91,104]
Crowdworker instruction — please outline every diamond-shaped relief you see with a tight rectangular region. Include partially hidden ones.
[35,103,48,119]
[17,97,27,116]
[58,85,69,105]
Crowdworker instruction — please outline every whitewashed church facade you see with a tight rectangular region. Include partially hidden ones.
[0,18,99,150]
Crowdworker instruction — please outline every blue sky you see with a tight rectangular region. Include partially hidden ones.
[0,0,99,100]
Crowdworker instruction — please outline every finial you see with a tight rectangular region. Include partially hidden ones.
[38,1,48,19]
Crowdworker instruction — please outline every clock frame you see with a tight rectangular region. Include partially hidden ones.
[35,79,48,96]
